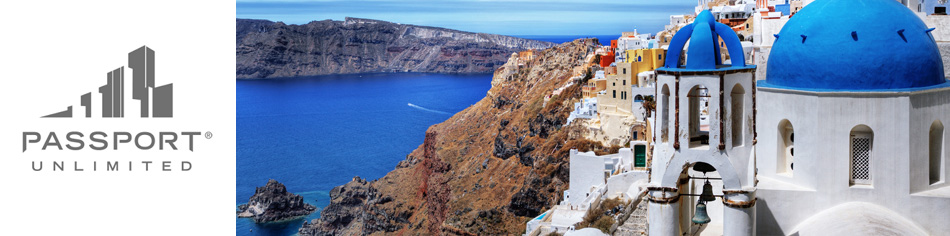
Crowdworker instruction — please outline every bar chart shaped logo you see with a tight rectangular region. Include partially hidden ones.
[43,46,173,118]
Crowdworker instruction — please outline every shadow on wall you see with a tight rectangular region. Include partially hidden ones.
[755,198,786,236]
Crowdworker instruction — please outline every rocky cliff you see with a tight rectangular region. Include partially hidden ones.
[299,39,619,235]
[236,18,556,79]
[238,179,316,223]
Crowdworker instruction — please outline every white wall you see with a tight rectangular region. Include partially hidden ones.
[755,86,950,235]
[569,150,608,207]
[924,15,950,42]
[606,170,649,199]
[652,72,757,190]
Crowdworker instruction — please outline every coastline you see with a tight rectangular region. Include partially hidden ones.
[236,190,330,235]
[236,72,495,235]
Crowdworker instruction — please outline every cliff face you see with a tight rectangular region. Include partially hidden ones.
[236,18,556,79]
[238,179,316,223]
[300,39,613,235]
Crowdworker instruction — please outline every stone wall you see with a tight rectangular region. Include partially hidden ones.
[924,15,950,42]
[940,42,950,79]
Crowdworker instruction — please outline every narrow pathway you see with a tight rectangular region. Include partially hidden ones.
[614,197,648,236]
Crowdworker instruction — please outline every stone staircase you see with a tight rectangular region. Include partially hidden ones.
[614,197,648,236]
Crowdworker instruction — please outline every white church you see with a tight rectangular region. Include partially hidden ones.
[529,0,950,235]
[646,0,950,235]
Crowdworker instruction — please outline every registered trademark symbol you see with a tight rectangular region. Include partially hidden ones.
[205,131,213,139]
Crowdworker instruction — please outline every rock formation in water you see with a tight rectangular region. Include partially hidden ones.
[236,18,557,79]
[299,39,617,235]
[238,179,316,223]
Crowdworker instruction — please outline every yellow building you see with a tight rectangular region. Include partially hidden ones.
[582,79,607,98]
[599,71,633,115]
[624,48,666,78]
[597,48,665,116]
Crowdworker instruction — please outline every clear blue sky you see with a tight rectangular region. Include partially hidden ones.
[236,0,697,36]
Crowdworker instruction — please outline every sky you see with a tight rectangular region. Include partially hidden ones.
[236,0,698,36]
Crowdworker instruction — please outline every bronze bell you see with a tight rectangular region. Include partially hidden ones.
[699,180,716,202]
[692,201,711,224]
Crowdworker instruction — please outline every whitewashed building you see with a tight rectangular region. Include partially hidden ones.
[567,98,598,125]
[711,3,755,21]
[755,0,950,235]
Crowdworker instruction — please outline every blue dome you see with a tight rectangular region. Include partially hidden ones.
[766,0,947,91]
[661,10,752,71]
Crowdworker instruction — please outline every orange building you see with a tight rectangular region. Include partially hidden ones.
[719,18,747,28]
[599,51,615,68]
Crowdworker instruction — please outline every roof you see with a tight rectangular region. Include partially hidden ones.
[765,0,947,91]
[658,10,752,72]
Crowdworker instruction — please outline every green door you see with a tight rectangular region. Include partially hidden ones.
[634,145,646,167]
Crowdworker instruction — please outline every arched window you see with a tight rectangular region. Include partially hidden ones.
[778,120,793,175]
[634,95,644,102]
[688,85,710,149]
[731,84,745,147]
[850,125,873,186]
[931,120,944,185]
[661,85,670,143]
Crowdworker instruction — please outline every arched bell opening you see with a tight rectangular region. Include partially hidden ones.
[687,85,712,150]
[677,162,725,236]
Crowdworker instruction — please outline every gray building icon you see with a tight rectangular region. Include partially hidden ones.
[44,46,173,118]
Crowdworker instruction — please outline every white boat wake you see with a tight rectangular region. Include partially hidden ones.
[408,103,451,115]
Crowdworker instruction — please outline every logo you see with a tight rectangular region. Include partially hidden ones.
[20,45,211,172]
[43,46,173,118]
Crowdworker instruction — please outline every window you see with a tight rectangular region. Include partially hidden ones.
[778,120,793,175]
[623,80,626,86]
[731,84,745,147]
[613,90,616,98]
[688,85,710,149]
[623,68,627,74]
[661,85,670,143]
[931,120,944,184]
[634,95,644,102]
[850,125,873,185]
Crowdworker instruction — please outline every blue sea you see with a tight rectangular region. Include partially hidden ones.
[236,73,493,235]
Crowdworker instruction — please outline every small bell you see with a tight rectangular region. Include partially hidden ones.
[699,180,716,202]
[692,201,711,224]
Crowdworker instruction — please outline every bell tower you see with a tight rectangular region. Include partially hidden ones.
[646,10,758,236]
